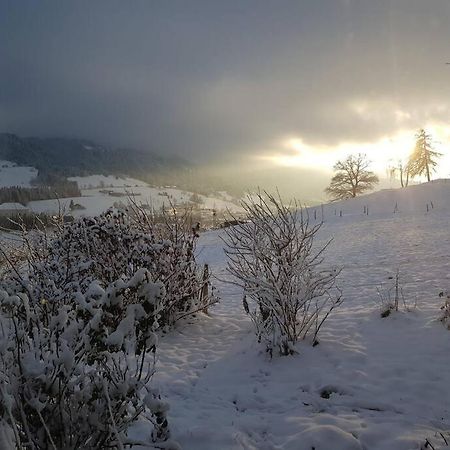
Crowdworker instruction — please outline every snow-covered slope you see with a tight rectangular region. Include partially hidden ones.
[28,185,241,217]
[145,181,450,450]
[318,179,450,218]
[0,160,37,187]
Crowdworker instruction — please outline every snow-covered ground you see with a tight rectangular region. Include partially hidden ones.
[0,169,240,216]
[149,181,450,450]
[0,160,37,187]
[316,178,450,217]
[28,185,241,217]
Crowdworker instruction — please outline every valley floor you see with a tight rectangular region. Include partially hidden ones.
[143,209,450,450]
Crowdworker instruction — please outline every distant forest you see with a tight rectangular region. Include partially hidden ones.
[0,133,246,198]
[0,133,188,180]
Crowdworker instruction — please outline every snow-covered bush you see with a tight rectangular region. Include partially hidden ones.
[224,192,342,356]
[10,209,216,329]
[0,274,172,449]
[0,207,215,448]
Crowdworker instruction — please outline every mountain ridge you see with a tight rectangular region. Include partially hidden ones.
[0,133,189,182]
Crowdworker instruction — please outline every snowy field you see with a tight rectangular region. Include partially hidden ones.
[0,160,37,187]
[149,181,450,450]
[0,168,240,216]
[28,176,241,217]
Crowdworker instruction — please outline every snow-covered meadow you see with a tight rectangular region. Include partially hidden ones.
[0,166,240,217]
[1,169,449,449]
[0,160,37,187]
[149,180,450,450]
[28,174,241,217]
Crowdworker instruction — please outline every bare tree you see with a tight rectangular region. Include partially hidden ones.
[325,153,379,201]
[223,192,342,356]
[387,159,410,188]
[399,160,411,187]
[408,129,442,182]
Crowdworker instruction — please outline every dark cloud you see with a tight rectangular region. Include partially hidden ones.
[1,0,450,162]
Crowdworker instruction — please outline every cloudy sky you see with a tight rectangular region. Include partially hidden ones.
[1,0,450,193]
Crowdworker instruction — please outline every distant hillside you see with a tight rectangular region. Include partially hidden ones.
[0,133,189,182]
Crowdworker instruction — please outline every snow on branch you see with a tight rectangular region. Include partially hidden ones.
[223,191,342,356]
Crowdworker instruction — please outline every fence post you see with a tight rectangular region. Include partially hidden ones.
[200,264,209,313]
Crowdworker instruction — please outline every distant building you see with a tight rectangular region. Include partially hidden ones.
[0,202,30,216]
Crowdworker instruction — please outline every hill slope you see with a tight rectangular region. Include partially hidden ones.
[317,179,450,219]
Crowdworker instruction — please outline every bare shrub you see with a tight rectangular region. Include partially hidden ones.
[377,269,415,318]
[421,430,449,449]
[224,192,342,356]
[439,290,450,329]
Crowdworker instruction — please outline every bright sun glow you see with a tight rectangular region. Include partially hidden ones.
[260,123,450,179]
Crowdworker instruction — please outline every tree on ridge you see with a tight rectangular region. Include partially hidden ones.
[408,129,441,182]
[325,153,379,201]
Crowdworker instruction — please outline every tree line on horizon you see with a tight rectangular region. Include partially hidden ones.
[325,128,443,201]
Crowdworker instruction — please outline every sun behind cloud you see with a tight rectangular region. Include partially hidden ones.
[260,123,450,179]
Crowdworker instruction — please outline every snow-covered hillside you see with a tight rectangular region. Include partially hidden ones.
[0,160,37,187]
[146,181,450,450]
[28,187,240,217]
[317,179,450,218]
[28,182,241,217]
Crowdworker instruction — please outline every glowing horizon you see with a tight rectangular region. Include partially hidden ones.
[258,123,450,181]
